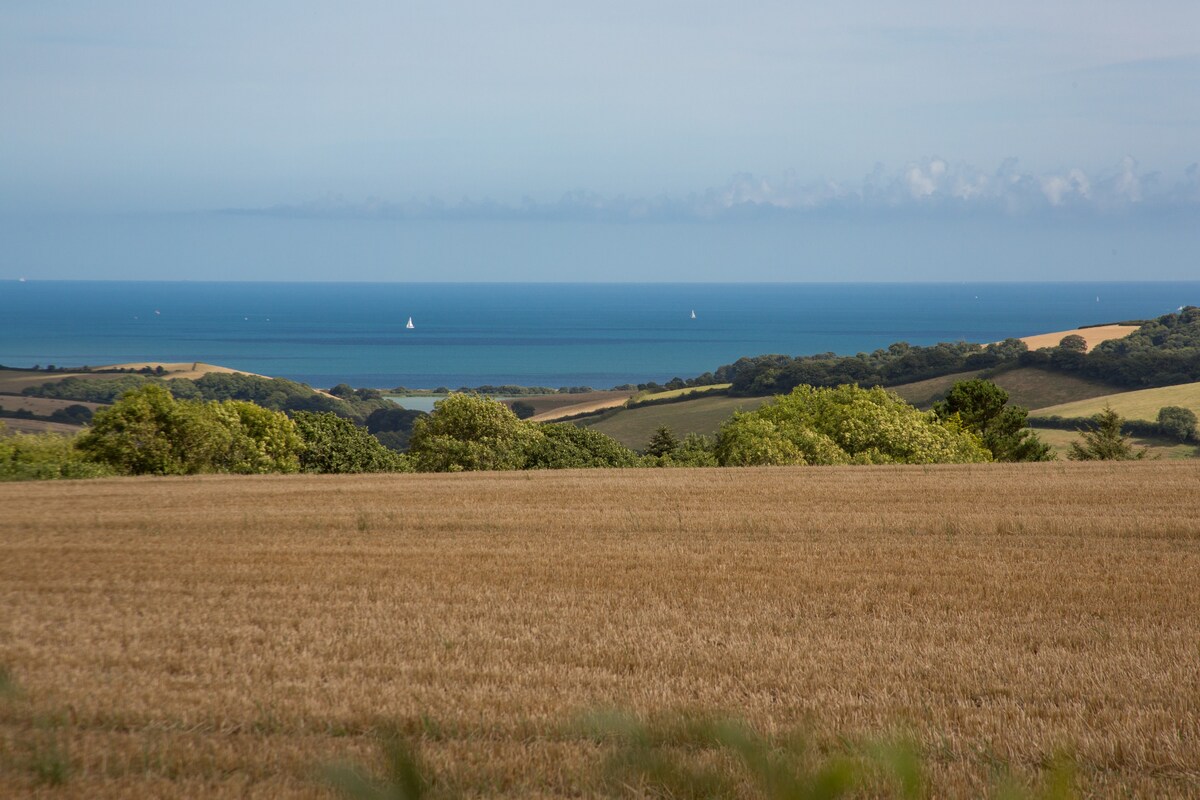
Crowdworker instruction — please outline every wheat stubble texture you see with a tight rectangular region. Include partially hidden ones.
[2,463,1199,797]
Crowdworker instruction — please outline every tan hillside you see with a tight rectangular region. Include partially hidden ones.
[527,390,636,421]
[2,464,1198,797]
[1014,324,1139,352]
[96,361,267,379]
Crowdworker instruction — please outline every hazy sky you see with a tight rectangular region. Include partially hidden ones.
[2,2,1198,280]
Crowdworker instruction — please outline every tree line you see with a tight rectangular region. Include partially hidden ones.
[5,378,1102,481]
[698,306,1200,397]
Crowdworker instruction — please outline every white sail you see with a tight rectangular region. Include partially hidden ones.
[690,309,696,319]
[406,316,414,329]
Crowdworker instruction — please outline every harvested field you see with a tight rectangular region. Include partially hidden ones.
[526,390,636,422]
[1013,324,1140,352]
[2,464,1200,797]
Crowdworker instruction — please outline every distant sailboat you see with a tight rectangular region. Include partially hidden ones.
[690,309,696,319]
[406,316,415,330]
[17,277,27,283]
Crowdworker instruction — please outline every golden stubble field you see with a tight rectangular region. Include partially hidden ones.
[2,463,1199,797]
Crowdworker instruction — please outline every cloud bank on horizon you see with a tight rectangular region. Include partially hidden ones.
[233,156,1200,222]
[2,2,1199,281]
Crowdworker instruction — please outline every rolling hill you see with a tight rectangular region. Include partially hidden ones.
[1031,381,1200,422]
[581,394,771,448]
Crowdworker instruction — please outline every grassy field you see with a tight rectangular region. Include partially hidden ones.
[2,464,1199,797]
[581,367,1128,450]
[887,367,1128,411]
[887,370,987,407]
[0,395,104,416]
[0,418,84,435]
[1028,425,1198,460]
[1032,381,1200,422]
[582,394,771,447]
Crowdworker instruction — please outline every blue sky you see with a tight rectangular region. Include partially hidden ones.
[1,2,1198,280]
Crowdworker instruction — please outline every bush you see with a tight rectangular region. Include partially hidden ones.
[407,394,543,472]
[1068,407,1148,461]
[664,433,719,467]
[77,385,305,476]
[48,404,94,424]
[717,385,990,466]
[0,423,113,481]
[510,400,536,420]
[525,424,639,469]
[1157,406,1198,442]
[293,412,411,474]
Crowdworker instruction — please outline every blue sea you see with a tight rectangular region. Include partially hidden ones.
[1,282,1197,389]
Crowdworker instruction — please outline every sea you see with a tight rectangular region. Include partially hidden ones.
[2,281,1197,390]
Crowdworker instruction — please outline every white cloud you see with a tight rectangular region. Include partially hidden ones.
[228,157,1200,222]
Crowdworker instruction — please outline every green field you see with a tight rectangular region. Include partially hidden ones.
[887,366,1127,410]
[887,370,987,407]
[582,366,1137,451]
[1028,425,1198,460]
[1032,381,1200,421]
[582,394,771,448]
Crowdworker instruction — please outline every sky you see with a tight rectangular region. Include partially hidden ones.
[1,1,1198,281]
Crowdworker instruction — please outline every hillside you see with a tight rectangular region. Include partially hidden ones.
[0,363,261,394]
[1032,380,1200,422]
[582,394,771,447]
[524,389,636,421]
[2,464,1198,797]
[1015,324,1140,351]
[1027,425,1197,460]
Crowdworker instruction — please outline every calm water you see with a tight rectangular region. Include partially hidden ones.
[1,282,1196,388]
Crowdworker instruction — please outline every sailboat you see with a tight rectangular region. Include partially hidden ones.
[406,316,415,330]
[690,309,696,319]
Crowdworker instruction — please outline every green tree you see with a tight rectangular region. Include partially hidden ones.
[717,385,990,466]
[1058,334,1088,353]
[525,423,639,469]
[407,393,543,472]
[934,379,1053,462]
[716,413,850,466]
[210,400,302,473]
[293,412,410,473]
[77,384,233,475]
[1068,406,1148,461]
[510,400,536,420]
[666,433,719,467]
[645,425,680,458]
[0,423,113,481]
[1157,406,1198,442]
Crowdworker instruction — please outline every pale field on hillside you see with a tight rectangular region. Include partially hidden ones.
[0,418,82,435]
[527,390,637,422]
[1013,324,1139,351]
[1033,381,1200,422]
[0,395,104,416]
[0,364,261,394]
[97,362,266,379]
[2,464,1199,798]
